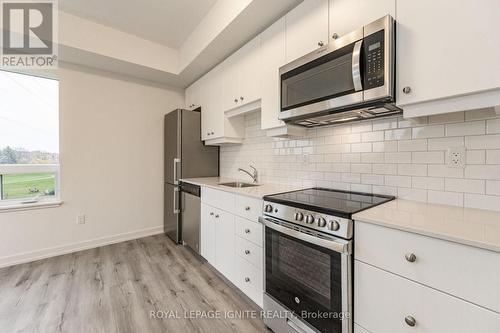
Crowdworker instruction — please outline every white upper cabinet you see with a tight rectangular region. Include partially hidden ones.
[185,79,201,111]
[260,17,286,130]
[396,0,500,115]
[329,0,395,41]
[285,0,329,62]
[223,36,261,113]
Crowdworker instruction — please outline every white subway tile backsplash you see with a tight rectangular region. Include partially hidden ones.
[486,180,500,196]
[412,151,445,164]
[412,125,444,139]
[398,139,427,152]
[221,113,500,210]
[428,191,464,207]
[446,121,485,137]
[487,119,500,134]
[445,178,485,194]
[398,164,427,176]
[465,165,500,180]
[486,150,500,164]
[466,134,500,149]
[428,137,464,151]
[412,177,445,191]
[362,131,384,142]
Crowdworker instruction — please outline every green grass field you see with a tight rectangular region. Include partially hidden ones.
[1,173,56,200]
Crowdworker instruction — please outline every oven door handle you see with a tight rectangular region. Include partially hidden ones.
[259,216,351,254]
[352,39,363,91]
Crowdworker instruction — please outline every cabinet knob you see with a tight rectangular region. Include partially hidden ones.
[405,253,417,263]
[215,214,219,218]
[244,249,250,255]
[211,132,214,135]
[318,41,324,47]
[234,98,238,103]
[332,33,339,40]
[405,316,416,327]
[245,206,250,211]
[210,212,214,216]
[207,132,210,136]
[244,277,250,283]
[244,228,250,234]
[240,96,244,101]
[403,86,412,94]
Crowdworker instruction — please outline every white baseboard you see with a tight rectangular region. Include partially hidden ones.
[0,225,164,268]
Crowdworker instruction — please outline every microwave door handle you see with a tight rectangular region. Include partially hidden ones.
[352,40,363,91]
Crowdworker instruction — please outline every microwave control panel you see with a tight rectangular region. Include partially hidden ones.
[364,30,385,89]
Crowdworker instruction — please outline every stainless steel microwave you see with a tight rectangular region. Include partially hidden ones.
[279,15,401,127]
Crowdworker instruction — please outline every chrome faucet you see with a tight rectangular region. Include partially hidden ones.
[238,165,258,183]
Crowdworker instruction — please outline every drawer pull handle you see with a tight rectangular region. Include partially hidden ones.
[245,206,251,211]
[244,250,250,255]
[405,253,417,263]
[405,316,416,327]
[244,229,251,234]
[245,277,250,283]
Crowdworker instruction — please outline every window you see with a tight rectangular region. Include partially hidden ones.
[0,70,59,207]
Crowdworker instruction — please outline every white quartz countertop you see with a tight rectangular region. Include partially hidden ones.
[179,177,305,199]
[353,199,500,253]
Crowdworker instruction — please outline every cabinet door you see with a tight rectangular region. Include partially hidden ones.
[214,210,235,282]
[285,0,329,62]
[222,54,240,112]
[260,17,286,130]
[209,65,226,139]
[329,0,395,41]
[185,79,200,110]
[200,203,215,264]
[396,0,500,107]
[199,75,212,141]
[238,36,261,106]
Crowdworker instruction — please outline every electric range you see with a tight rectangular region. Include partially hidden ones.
[259,188,395,333]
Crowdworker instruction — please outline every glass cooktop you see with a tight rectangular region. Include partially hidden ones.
[264,188,395,218]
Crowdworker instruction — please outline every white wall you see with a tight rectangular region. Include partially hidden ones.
[221,110,500,211]
[0,63,184,267]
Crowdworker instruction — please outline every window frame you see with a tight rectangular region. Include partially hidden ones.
[0,69,61,211]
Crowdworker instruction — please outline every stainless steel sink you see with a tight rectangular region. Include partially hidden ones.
[219,181,259,188]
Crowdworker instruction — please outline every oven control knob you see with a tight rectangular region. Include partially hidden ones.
[305,215,315,224]
[264,204,273,213]
[316,217,327,228]
[328,220,340,231]
[294,212,304,221]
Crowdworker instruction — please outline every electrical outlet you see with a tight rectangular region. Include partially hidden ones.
[447,147,465,168]
[77,214,87,224]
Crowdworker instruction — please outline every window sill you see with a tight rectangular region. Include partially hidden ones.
[0,200,62,213]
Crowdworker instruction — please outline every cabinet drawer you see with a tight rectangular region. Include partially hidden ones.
[234,255,263,307]
[355,261,500,333]
[355,221,500,312]
[201,187,235,213]
[235,235,263,270]
[234,195,262,221]
[235,216,263,246]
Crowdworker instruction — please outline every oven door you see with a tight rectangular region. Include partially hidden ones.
[279,30,364,122]
[260,217,352,333]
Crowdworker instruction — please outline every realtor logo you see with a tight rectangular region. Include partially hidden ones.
[1,0,58,68]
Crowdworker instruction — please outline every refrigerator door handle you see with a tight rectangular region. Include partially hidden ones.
[173,187,180,214]
[173,158,181,184]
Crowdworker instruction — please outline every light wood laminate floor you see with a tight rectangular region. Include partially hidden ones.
[0,235,268,333]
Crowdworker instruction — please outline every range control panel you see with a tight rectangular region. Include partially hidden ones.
[364,30,385,89]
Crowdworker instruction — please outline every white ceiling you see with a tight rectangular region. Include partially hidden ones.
[59,0,217,49]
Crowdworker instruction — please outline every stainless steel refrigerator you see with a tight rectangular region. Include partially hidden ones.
[164,109,219,243]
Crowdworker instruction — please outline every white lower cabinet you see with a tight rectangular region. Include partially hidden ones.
[354,221,500,332]
[355,260,500,333]
[200,188,264,307]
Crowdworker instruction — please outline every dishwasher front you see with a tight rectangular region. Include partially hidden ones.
[180,182,201,254]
